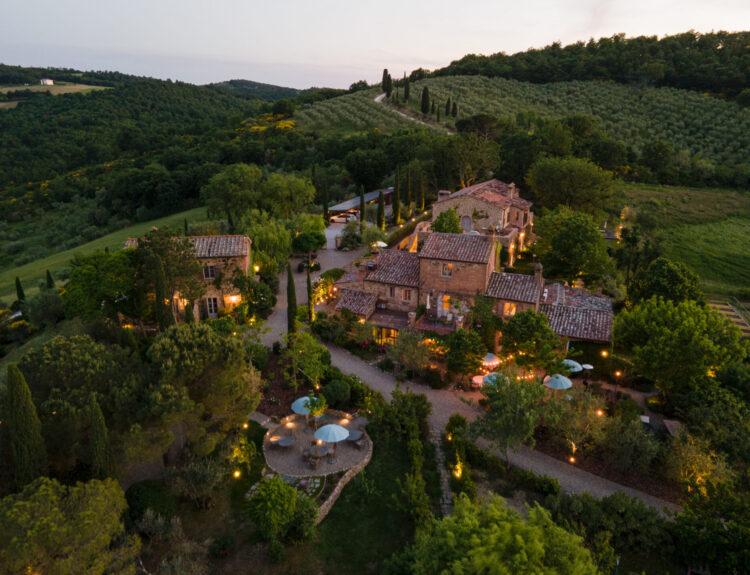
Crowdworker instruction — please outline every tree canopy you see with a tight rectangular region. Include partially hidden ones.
[628,256,705,305]
[526,156,613,214]
[501,310,565,373]
[431,208,462,234]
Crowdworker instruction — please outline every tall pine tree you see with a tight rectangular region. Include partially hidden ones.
[7,364,47,487]
[150,252,175,331]
[382,69,389,92]
[445,97,451,117]
[421,87,430,114]
[287,262,297,340]
[359,185,366,235]
[15,276,25,302]
[88,395,116,479]
[307,266,315,323]
[393,166,401,224]
[45,270,54,290]
[377,190,385,230]
[452,101,458,118]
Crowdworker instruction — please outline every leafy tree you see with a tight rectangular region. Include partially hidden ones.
[470,294,501,351]
[232,273,276,320]
[287,262,297,338]
[628,256,705,305]
[345,148,388,191]
[501,310,565,373]
[0,477,140,574]
[431,208,462,233]
[533,206,611,285]
[614,298,749,392]
[247,476,297,540]
[27,290,64,329]
[88,394,116,479]
[412,494,598,575]
[664,432,731,490]
[451,132,500,188]
[292,231,326,259]
[200,163,263,223]
[167,456,227,510]
[387,329,431,378]
[377,190,385,230]
[322,379,351,409]
[284,331,328,389]
[361,222,387,249]
[527,156,613,214]
[14,276,24,302]
[150,251,176,331]
[263,172,316,219]
[6,364,47,487]
[592,417,659,474]
[420,86,430,114]
[445,329,486,379]
[470,370,552,462]
[549,387,607,452]
[673,480,750,574]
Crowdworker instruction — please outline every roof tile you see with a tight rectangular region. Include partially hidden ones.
[366,250,420,287]
[419,233,493,264]
[485,272,541,304]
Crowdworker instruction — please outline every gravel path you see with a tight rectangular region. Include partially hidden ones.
[325,345,681,517]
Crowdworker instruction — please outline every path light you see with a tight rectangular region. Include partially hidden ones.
[233,470,241,479]
[596,410,604,417]
[243,422,249,429]
[254,264,260,273]
[601,350,608,357]
[615,371,622,378]
[569,457,576,464]
[453,461,463,479]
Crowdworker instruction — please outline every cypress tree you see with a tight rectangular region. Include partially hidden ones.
[418,172,425,212]
[120,326,138,351]
[45,270,54,290]
[452,102,458,118]
[404,75,410,101]
[287,262,297,339]
[151,253,175,331]
[184,217,188,236]
[393,166,401,224]
[445,97,451,117]
[421,87,430,114]
[184,300,195,324]
[431,101,436,115]
[227,211,235,233]
[307,266,315,323]
[7,364,47,487]
[88,394,116,479]
[359,185,366,235]
[382,69,389,92]
[377,190,385,230]
[15,276,25,302]
[385,74,393,98]
[437,107,441,122]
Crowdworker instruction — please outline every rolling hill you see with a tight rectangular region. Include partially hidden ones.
[209,79,301,101]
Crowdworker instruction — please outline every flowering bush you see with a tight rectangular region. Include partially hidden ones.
[209,533,235,558]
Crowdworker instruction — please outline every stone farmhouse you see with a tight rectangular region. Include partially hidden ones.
[124,235,251,322]
[431,179,533,266]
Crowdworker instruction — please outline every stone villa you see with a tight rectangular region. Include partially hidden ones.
[124,235,251,321]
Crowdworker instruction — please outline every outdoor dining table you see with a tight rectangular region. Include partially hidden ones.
[309,445,330,458]
[276,436,296,447]
[347,429,363,441]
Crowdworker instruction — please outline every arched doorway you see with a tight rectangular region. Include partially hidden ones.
[461,216,472,232]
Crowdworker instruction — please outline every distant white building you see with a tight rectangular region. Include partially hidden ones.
[40,78,54,86]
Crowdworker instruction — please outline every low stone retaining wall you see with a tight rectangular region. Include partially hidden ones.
[316,431,373,524]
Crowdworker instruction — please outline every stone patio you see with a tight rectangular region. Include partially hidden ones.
[262,411,371,478]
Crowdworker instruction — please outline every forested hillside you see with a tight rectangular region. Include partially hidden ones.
[209,79,301,101]
[429,31,750,99]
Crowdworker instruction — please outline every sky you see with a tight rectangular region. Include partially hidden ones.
[1,0,748,89]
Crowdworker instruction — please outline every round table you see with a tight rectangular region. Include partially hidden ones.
[277,436,296,447]
[309,445,329,458]
[347,429,363,441]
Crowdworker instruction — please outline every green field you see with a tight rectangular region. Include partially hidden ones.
[618,183,750,299]
[389,77,749,165]
[0,207,206,301]
[0,82,109,96]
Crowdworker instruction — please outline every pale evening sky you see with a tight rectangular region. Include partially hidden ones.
[1,0,748,89]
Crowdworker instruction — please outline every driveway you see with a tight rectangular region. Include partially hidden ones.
[325,344,681,517]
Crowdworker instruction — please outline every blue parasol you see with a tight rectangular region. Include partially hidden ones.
[291,396,312,415]
[314,424,350,443]
[562,359,583,373]
[544,374,573,391]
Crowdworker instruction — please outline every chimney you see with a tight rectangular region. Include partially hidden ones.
[534,262,543,286]
[597,284,603,296]
[437,190,451,202]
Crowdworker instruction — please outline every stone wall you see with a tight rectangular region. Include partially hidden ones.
[316,432,373,525]
[363,280,419,313]
[419,257,493,298]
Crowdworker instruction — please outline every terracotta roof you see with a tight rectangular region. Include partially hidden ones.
[335,289,377,317]
[122,235,250,258]
[369,310,411,330]
[435,179,532,210]
[419,233,493,264]
[191,236,250,258]
[366,250,420,287]
[541,282,613,312]
[540,304,613,343]
[485,272,541,304]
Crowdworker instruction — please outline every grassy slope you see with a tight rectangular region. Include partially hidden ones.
[0,206,206,301]
[0,82,109,95]
[618,183,750,298]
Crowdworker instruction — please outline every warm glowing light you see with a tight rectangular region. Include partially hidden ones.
[317,439,323,445]
[233,470,241,478]
[601,350,608,357]
[615,371,621,378]
[446,433,453,442]
[333,286,338,292]
[358,318,366,324]
[453,462,463,479]
[596,410,604,417]
[254,264,260,273]
[242,422,249,429]
[569,457,576,464]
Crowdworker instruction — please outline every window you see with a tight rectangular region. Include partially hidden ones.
[389,286,396,298]
[443,296,451,310]
[503,302,517,316]
[441,263,453,277]
[378,327,398,345]
[207,297,219,316]
[514,211,519,222]
[203,265,216,279]
[402,288,412,301]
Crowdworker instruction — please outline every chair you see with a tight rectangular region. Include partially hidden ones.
[354,439,364,451]
[309,457,320,470]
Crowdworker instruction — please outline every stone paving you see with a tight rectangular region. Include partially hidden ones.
[262,413,371,478]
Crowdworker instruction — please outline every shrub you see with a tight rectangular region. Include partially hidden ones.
[286,494,318,541]
[449,469,477,501]
[612,396,643,422]
[446,413,468,435]
[266,538,286,562]
[209,533,235,559]
[272,341,282,354]
[424,368,448,389]
[323,378,351,409]
[125,479,175,524]
[593,417,659,474]
[377,357,395,372]
[247,476,297,540]
[311,314,347,344]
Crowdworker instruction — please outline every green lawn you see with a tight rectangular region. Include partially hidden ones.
[0,207,207,301]
[617,183,750,299]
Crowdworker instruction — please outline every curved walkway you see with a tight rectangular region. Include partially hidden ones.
[325,344,681,517]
